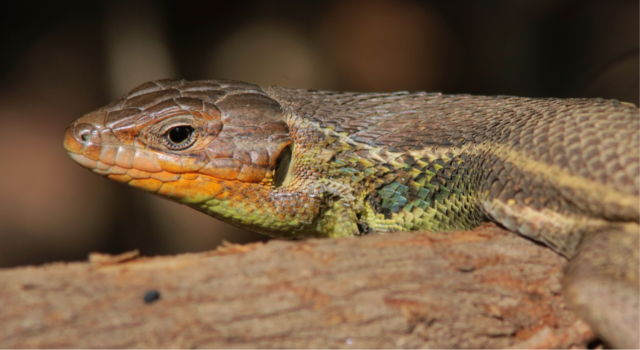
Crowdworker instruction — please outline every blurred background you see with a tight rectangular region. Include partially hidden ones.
[0,0,637,268]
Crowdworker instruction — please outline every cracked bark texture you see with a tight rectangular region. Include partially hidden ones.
[0,223,594,348]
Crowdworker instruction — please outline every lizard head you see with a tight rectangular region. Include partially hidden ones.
[63,79,318,237]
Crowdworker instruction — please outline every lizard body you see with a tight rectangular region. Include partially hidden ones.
[63,79,639,348]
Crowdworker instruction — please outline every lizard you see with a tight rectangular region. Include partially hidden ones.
[63,79,639,348]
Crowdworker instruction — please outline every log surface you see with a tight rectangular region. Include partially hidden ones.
[0,223,594,348]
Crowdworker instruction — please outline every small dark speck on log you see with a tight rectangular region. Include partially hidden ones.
[143,290,161,304]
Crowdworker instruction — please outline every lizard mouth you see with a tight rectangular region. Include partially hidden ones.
[63,123,181,183]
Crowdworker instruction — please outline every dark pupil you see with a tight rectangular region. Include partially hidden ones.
[168,126,193,144]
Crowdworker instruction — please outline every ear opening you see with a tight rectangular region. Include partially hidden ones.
[273,144,292,187]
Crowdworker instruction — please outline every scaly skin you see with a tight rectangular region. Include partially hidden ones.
[64,79,639,348]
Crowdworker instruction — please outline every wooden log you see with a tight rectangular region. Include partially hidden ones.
[0,223,594,348]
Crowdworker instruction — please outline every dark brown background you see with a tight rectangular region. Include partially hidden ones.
[0,0,637,267]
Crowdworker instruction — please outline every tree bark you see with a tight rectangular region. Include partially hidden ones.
[0,223,594,348]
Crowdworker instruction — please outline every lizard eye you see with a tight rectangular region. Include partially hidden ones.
[161,122,197,150]
[168,126,193,144]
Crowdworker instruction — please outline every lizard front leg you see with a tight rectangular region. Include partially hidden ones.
[563,223,639,349]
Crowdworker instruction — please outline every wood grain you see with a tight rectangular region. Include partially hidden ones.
[0,223,594,348]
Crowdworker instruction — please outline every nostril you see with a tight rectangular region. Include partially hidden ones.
[74,123,95,143]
